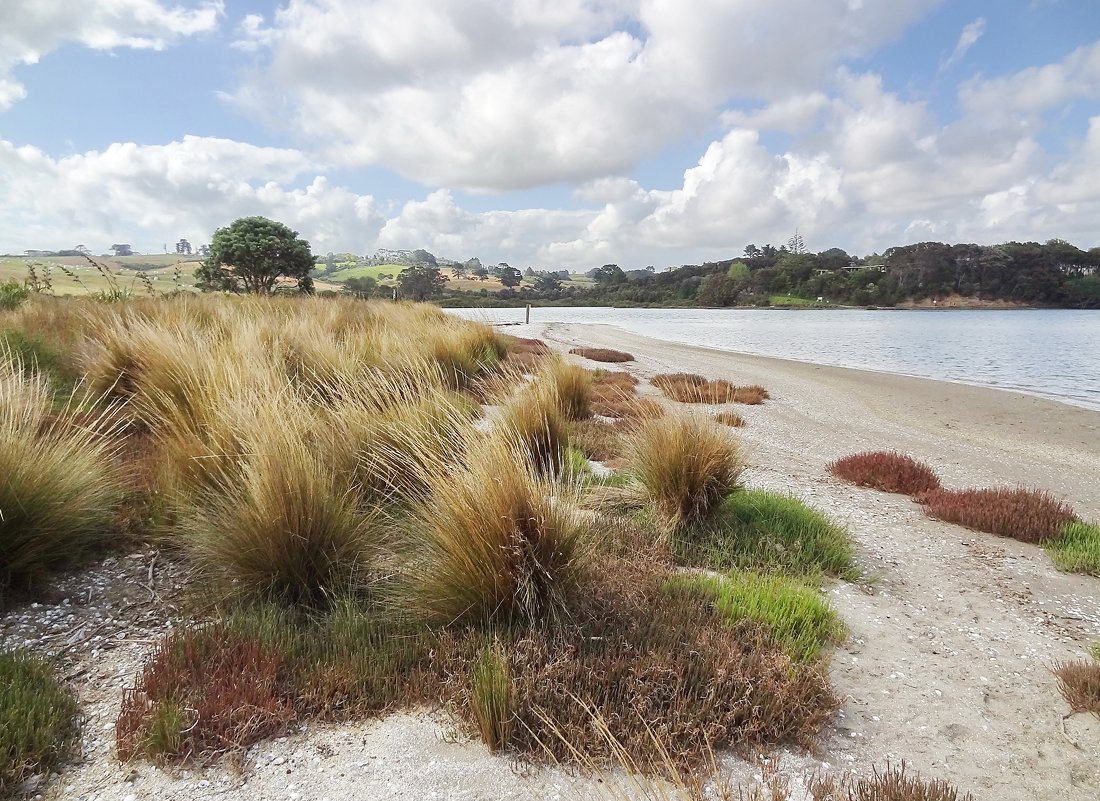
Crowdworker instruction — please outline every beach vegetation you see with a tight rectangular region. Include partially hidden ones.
[919,487,1077,544]
[714,410,746,427]
[666,572,843,663]
[0,352,123,597]
[539,357,593,420]
[653,373,769,405]
[568,347,634,363]
[1053,659,1100,717]
[567,417,625,463]
[679,489,858,580]
[629,415,746,530]
[0,650,79,796]
[1045,521,1100,576]
[829,451,942,495]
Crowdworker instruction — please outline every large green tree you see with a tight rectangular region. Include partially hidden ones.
[398,264,448,301]
[197,216,315,294]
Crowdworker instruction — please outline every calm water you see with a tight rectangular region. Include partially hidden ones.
[449,307,1100,412]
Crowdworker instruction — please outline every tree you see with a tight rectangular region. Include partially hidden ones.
[343,276,379,298]
[592,264,626,285]
[533,273,562,295]
[398,264,448,301]
[499,266,523,287]
[197,217,315,294]
[111,244,133,257]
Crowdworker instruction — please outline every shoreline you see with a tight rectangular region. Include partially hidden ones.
[535,319,1100,800]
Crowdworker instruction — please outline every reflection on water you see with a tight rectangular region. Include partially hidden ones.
[448,307,1100,412]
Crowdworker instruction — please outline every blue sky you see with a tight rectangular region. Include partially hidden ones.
[1,0,1098,268]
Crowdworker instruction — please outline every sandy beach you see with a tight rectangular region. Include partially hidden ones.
[543,321,1100,801]
[5,320,1099,801]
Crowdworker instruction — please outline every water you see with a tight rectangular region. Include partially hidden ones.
[449,307,1100,412]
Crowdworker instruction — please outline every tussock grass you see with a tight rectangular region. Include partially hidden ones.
[568,347,634,363]
[668,572,843,663]
[1054,659,1100,716]
[829,450,941,496]
[403,436,591,626]
[591,370,663,421]
[845,763,974,801]
[714,410,746,427]
[0,650,79,795]
[498,388,569,477]
[919,487,1077,544]
[538,358,593,420]
[1045,521,1100,575]
[177,428,385,607]
[629,415,746,530]
[653,373,769,405]
[1,352,123,596]
[680,490,857,580]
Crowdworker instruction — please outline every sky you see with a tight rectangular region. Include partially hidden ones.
[1,1,1098,269]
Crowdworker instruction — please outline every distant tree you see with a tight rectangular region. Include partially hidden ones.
[411,249,438,266]
[343,276,379,298]
[111,244,133,257]
[398,264,447,301]
[743,244,762,260]
[533,273,562,295]
[472,266,489,280]
[524,266,535,277]
[592,263,626,285]
[786,230,807,255]
[451,262,467,278]
[175,238,192,255]
[196,216,315,294]
[499,266,523,287]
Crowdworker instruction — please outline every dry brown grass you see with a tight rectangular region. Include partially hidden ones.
[843,763,975,801]
[568,347,634,363]
[568,418,625,462]
[829,451,942,496]
[714,410,746,427]
[653,373,769,405]
[919,487,1077,544]
[590,370,665,422]
[1054,660,1100,715]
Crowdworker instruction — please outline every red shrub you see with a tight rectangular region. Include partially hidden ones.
[919,487,1077,544]
[828,451,941,496]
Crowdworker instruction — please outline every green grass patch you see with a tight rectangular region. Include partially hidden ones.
[326,264,408,282]
[1045,520,1100,576]
[769,295,816,307]
[1,329,81,401]
[678,489,858,580]
[667,572,843,662]
[0,650,79,796]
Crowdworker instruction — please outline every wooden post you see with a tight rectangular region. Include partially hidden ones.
[525,304,531,324]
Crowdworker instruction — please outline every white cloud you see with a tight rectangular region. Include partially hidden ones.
[959,39,1100,119]
[0,0,222,111]
[0,136,384,253]
[941,17,985,71]
[228,0,939,191]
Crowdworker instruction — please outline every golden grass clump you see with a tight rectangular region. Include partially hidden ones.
[538,357,594,420]
[829,450,941,495]
[568,347,634,363]
[0,351,123,595]
[176,426,385,607]
[498,386,570,477]
[714,410,746,427]
[629,415,746,530]
[653,372,769,405]
[1054,659,1100,716]
[403,436,591,626]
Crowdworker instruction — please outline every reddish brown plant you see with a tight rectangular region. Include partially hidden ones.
[828,451,942,496]
[919,487,1077,544]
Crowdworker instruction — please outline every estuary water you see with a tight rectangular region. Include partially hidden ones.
[449,307,1100,412]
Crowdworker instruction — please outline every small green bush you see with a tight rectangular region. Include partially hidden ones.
[679,489,857,580]
[1045,521,1100,576]
[0,650,79,795]
[667,572,843,662]
[0,281,30,311]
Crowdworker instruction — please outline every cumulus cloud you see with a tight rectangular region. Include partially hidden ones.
[227,0,938,191]
[0,0,222,111]
[0,136,384,253]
